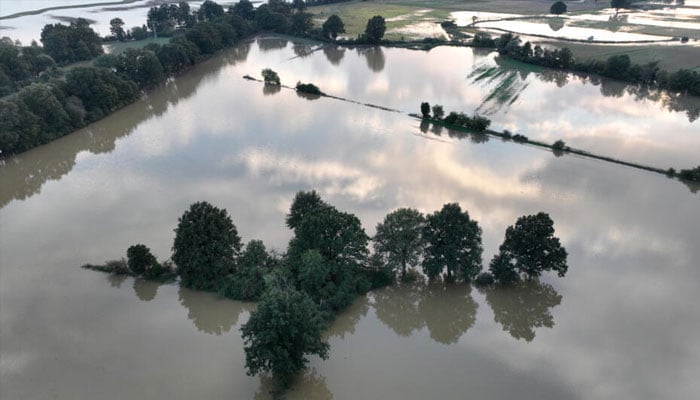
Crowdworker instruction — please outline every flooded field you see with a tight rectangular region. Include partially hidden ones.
[1,35,699,399]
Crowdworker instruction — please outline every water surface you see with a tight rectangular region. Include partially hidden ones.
[1,36,699,399]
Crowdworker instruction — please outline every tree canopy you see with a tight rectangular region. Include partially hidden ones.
[373,208,425,277]
[489,212,568,282]
[422,203,483,282]
[40,18,103,64]
[172,201,242,290]
[241,287,330,389]
[322,14,346,40]
[363,15,386,43]
[550,1,567,15]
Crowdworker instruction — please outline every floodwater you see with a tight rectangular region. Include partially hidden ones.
[1,36,699,399]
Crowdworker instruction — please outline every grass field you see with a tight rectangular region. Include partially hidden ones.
[104,37,171,54]
[563,42,700,72]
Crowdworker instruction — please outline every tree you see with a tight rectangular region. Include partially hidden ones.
[127,244,158,275]
[172,201,242,290]
[198,0,225,21]
[420,102,430,118]
[116,48,165,88]
[611,0,629,10]
[40,19,103,64]
[364,15,386,43]
[231,0,256,20]
[291,11,314,35]
[604,54,631,79]
[219,240,271,300]
[490,212,568,281]
[110,18,126,41]
[322,14,345,40]
[550,1,567,15]
[373,208,425,277]
[431,104,444,120]
[261,68,280,85]
[241,287,330,389]
[286,190,327,230]
[422,203,483,282]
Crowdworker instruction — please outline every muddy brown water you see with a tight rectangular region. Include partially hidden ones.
[1,36,699,399]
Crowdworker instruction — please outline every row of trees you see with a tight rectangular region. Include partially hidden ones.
[420,102,492,133]
[83,190,568,389]
[474,32,700,96]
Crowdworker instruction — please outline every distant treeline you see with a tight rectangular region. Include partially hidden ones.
[473,32,700,97]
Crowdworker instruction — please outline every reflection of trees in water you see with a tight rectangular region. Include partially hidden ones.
[293,42,313,58]
[133,278,159,302]
[420,282,478,344]
[419,119,430,134]
[177,286,249,335]
[468,57,531,115]
[547,17,566,32]
[482,279,562,342]
[326,294,369,339]
[0,41,253,210]
[373,280,477,344]
[323,45,345,65]
[255,368,332,400]
[357,46,385,73]
[257,37,288,52]
[107,274,127,288]
[296,91,322,101]
[263,84,281,96]
[682,180,699,194]
[373,281,425,337]
[539,68,568,87]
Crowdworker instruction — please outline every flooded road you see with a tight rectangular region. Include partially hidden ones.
[1,36,699,399]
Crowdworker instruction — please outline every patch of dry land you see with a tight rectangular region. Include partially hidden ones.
[309,0,700,71]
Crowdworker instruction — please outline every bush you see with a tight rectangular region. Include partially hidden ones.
[295,81,322,95]
[552,139,566,151]
[678,166,700,182]
[127,244,158,275]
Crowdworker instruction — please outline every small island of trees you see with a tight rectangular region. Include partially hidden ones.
[83,189,569,391]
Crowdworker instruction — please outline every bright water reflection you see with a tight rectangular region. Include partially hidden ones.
[1,36,699,399]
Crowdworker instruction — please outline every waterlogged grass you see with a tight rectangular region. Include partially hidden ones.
[562,42,700,72]
[310,1,450,40]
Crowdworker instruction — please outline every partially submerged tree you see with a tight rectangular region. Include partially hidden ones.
[420,102,431,118]
[422,203,483,282]
[172,201,242,290]
[241,286,330,389]
[373,208,426,278]
[489,212,568,283]
[127,244,158,275]
[261,68,280,85]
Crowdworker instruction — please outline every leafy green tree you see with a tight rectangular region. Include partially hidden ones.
[116,48,165,88]
[286,190,327,230]
[130,25,150,40]
[219,240,271,300]
[110,18,126,41]
[261,68,281,85]
[17,83,71,138]
[241,287,330,389]
[364,15,386,43]
[373,208,425,277]
[291,11,314,34]
[422,203,483,282]
[198,0,225,21]
[550,1,567,15]
[40,18,103,64]
[127,244,158,275]
[185,21,223,54]
[322,14,345,40]
[172,201,242,290]
[64,66,138,120]
[488,252,519,284]
[420,102,430,118]
[491,212,568,281]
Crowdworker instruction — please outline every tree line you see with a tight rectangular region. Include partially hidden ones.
[84,190,568,390]
[473,32,700,97]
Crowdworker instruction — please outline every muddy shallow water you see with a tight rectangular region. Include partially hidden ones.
[1,36,699,399]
